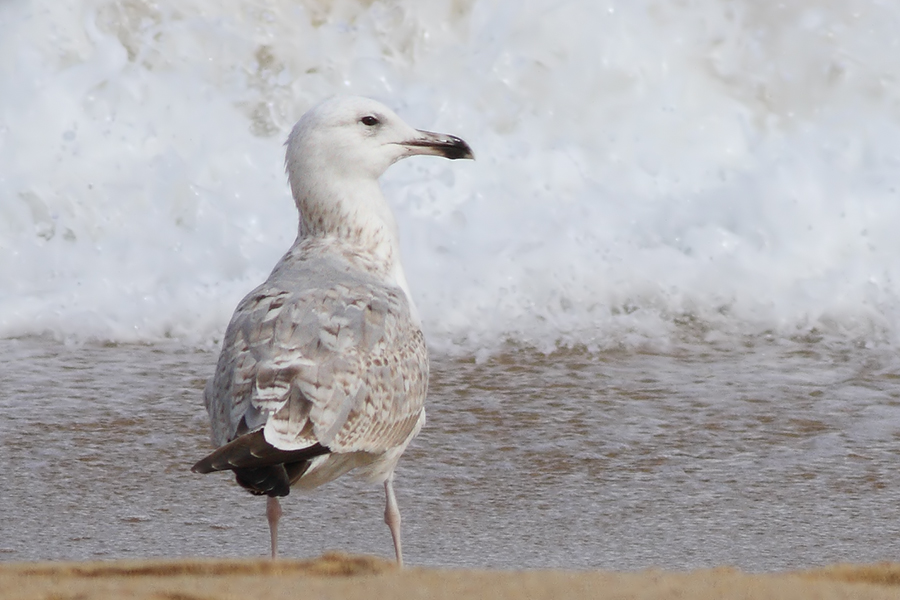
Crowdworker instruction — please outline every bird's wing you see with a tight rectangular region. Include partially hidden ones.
[204,273,428,455]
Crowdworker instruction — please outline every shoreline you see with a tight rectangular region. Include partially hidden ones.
[4,553,900,600]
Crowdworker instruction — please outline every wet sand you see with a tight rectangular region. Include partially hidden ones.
[3,553,900,600]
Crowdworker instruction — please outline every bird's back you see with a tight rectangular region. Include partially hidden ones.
[203,237,428,489]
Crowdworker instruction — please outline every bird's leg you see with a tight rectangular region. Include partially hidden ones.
[266,495,282,559]
[383,473,403,567]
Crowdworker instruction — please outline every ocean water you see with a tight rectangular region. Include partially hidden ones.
[2,0,900,570]
[2,339,899,570]
[5,0,900,352]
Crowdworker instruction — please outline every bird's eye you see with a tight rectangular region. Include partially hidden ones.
[360,115,379,127]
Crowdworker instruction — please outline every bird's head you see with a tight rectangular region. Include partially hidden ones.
[285,96,474,188]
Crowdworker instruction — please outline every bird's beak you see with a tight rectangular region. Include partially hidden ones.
[401,130,475,160]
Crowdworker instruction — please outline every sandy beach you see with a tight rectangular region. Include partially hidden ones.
[3,553,900,600]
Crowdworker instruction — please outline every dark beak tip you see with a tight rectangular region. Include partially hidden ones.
[449,144,475,161]
[445,136,475,161]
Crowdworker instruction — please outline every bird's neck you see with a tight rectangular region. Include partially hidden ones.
[292,178,414,303]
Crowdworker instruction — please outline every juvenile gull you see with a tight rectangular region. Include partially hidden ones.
[192,96,473,565]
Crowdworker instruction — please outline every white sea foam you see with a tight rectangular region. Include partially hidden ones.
[3,0,900,355]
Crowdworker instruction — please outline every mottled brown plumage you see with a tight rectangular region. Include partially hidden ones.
[197,239,429,487]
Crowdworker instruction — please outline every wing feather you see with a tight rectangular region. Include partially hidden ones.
[204,256,428,459]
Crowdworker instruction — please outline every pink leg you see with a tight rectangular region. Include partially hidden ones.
[383,473,403,567]
[266,496,282,559]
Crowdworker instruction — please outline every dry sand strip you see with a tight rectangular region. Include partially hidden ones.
[2,553,900,600]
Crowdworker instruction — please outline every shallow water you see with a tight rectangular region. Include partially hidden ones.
[1,337,898,570]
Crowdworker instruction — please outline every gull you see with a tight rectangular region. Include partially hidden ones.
[192,96,474,566]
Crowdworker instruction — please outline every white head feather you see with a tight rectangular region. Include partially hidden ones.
[283,96,473,309]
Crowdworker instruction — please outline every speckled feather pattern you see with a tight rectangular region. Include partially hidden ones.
[203,234,428,486]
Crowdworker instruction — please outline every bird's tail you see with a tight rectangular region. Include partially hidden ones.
[192,430,330,497]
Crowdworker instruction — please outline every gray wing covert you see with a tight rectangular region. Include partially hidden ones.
[204,278,428,454]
